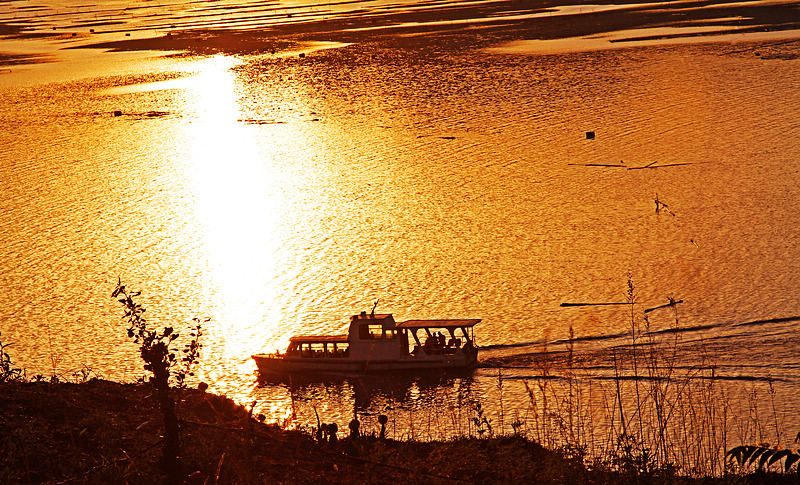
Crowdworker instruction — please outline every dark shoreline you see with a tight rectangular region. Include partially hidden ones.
[1,379,796,484]
[0,379,583,484]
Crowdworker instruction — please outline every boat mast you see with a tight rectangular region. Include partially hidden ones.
[370,299,379,317]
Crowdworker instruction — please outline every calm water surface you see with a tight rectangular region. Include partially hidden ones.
[2,0,800,453]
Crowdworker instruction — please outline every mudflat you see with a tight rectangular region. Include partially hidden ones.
[3,0,799,58]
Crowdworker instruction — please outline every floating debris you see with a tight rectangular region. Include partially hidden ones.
[654,194,675,217]
[628,161,697,170]
[644,298,683,313]
[571,160,699,169]
[568,162,625,168]
[112,110,174,120]
[560,302,628,307]
[239,118,286,125]
[585,131,595,139]
[628,161,659,170]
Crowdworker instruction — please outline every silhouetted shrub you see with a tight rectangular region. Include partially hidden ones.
[112,278,204,484]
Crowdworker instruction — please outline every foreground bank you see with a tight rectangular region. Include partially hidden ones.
[0,379,795,484]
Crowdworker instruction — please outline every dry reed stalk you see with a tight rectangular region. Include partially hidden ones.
[408,408,415,441]
[768,378,782,445]
[496,369,505,435]
[626,275,645,442]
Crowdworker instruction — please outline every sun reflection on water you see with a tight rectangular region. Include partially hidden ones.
[181,55,292,383]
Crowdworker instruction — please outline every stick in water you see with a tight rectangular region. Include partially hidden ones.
[560,302,629,307]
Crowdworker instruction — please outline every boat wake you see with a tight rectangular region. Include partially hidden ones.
[476,315,800,384]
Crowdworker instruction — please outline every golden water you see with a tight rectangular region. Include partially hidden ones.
[2,0,800,448]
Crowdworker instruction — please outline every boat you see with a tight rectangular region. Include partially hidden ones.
[252,310,480,376]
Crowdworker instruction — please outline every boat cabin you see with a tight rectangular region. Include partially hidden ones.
[344,311,479,359]
[346,312,407,360]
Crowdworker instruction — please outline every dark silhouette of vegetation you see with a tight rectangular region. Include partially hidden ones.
[0,331,24,382]
[112,278,204,484]
[727,436,800,474]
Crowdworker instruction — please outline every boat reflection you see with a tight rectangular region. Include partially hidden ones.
[257,368,476,412]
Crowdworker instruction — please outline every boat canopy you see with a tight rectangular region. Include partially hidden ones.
[290,335,348,344]
[397,319,481,329]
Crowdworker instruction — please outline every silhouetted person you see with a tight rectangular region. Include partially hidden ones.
[378,414,388,440]
[328,422,338,444]
[349,417,360,439]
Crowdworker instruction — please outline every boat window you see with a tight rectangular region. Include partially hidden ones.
[333,342,349,357]
[384,329,399,339]
[310,343,325,353]
[360,324,384,339]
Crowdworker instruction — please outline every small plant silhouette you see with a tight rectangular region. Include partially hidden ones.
[726,440,800,474]
[471,400,493,437]
[112,278,204,484]
[611,433,656,476]
[1,331,25,382]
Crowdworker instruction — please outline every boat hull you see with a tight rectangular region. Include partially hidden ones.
[252,352,477,376]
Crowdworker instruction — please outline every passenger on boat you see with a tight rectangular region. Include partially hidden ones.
[423,336,436,354]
